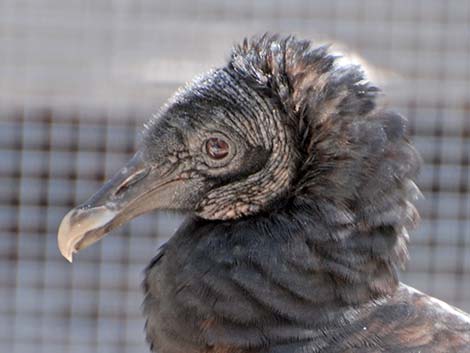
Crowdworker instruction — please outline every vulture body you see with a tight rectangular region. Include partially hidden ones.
[58,35,470,353]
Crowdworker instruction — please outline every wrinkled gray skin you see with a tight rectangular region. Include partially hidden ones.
[142,68,294,220]
[58,35,470,353]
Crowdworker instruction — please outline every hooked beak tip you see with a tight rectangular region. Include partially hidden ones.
[58,210,77,262]
[57,206,117,263]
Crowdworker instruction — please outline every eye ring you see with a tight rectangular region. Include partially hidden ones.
[205,137,230,160]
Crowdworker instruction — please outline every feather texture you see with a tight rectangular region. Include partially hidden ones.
[141,34,470,353]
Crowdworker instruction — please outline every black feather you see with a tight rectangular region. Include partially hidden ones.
[141,34,470,353]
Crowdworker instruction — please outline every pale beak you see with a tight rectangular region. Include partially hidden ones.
[57,151,185,262]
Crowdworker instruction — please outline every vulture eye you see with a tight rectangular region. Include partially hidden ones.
[205,137,230,159]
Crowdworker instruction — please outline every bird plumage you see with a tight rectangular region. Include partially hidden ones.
[142,35,470,352]
[58,34,470,352]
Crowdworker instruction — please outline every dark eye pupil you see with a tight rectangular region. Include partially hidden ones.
[206,138,229,159]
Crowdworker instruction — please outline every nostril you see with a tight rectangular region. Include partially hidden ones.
[114,167,150,197]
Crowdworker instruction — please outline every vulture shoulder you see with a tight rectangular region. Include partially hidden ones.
[368,284,470,353]
[141,217,470,353]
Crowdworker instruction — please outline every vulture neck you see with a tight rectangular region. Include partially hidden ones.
[163,195,406,330]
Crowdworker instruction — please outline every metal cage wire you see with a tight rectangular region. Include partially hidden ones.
[0,1,469,353]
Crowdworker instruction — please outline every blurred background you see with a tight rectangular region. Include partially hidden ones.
[0,0,469,352]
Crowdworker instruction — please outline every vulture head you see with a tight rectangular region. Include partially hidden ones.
[58,34,420,286]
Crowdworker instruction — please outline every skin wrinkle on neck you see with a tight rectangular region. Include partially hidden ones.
[209,79,260,146]
[222,69,275,147]
[196,72,295,220]
[215,70,270,147]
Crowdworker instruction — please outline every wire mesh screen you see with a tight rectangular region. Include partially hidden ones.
[0,1,469,352]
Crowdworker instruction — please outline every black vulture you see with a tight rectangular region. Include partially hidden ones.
[58,34,470,353]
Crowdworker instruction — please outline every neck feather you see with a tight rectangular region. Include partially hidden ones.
[143,190,418,351]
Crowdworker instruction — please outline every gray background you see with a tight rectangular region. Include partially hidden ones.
[0,1,469,352]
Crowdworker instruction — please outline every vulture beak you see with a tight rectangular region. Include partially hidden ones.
[58,151,183,262]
